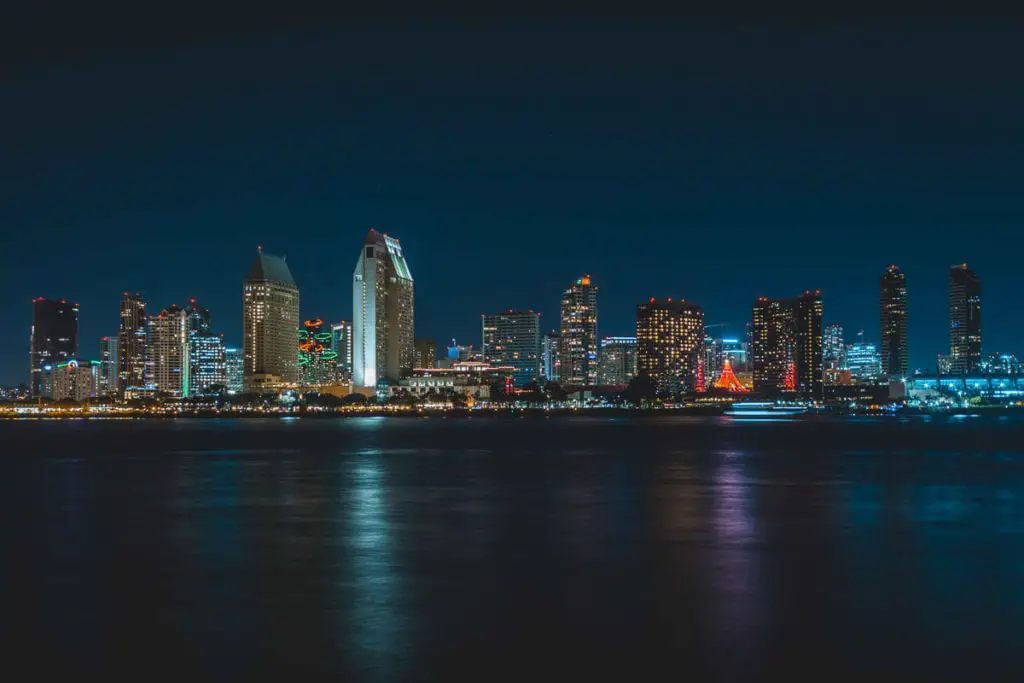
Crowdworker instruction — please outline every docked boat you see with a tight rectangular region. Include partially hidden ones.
[724,401,808,417]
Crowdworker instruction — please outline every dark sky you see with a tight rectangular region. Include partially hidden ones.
[2,10,1023,384]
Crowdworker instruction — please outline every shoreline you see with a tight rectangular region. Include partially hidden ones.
[3,405,1023,420]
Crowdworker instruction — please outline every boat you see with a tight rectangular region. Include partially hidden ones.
[724,401,808,417]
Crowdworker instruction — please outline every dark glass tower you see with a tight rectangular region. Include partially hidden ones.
[949,263,981,375]
[880,265,908,376]
[29,298,79,397]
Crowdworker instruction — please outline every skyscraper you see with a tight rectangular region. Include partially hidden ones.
[185,298,211,334]
[752,292,823,398]
[793,292,824,398]
[244,248,300,391]
[225,347,243,393]
[481,310,541,387]
[636,298,705,395]
[414,337,437,369]
[352,230,414,387]
[190,333,227,394]
[117,293,147,395]
[824,324,845,371]
[146,305,190,397]
[949,263,981,375]
[559,275,598,385]
[332,321,353,381]
[542,331,561,382]
[98,336,118,396]
[29,298,79,397]
[184,299,225,394]
[598,336,637,386]
[880,265,908,377]
[846,330,883,382]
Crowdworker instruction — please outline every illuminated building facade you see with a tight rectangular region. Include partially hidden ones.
[598,336,637,386]
[353,229,415,387]
[29,298,79,397]
[190,333,226,394]
[98,336,118,396]
[980,352,1019,375]
[299,318,337,387]
[118,293,147,395]
[146,305,190,397]
[636,298,705,395]
[542,331,561,382]
[49,359,100,402]
[332,321,353,381]
[846,331,883,383]
[949,263,982,375]
[752,292,823,398]
[824,324,845,372]
[244,249,300,390]
[482,310,541,387]
[225,347,243,393]
[559,275,598,385]
[880,265,908,376]
[184,299,225,394]
[414,337,437,369]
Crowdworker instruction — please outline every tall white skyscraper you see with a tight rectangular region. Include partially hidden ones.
[353,229,414,387]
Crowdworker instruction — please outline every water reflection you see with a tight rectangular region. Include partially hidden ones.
[708,450,761,674]
[340,451,407,682]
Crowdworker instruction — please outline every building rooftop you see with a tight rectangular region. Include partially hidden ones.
[247,250,296,287]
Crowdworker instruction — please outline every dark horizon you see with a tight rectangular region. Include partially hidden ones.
[3,17,1023,384]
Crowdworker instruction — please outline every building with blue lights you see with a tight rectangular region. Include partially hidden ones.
[482,310,541,387]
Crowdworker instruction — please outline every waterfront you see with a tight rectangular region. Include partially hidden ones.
[3,416,1024,680]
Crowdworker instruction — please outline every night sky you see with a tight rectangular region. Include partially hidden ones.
[3,11,1023,384]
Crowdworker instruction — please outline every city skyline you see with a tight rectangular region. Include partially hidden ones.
[4,24,1024,384]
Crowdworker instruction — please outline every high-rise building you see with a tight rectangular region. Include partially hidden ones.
[185,298,211,334]
[146,305,190,397]
[98,336,118,396]
[542,331,561,382]
[29,298,79,397]
[352,230,415,387]
[331,321,353,381]
[949,263,981,375]
[117,293,147,395]
[299,318,337,387]
[190,333,227,394]
[481,311,541,387]
[824,324,845,371]
[880,265,908,377]
[183,298,225,395]
[225,348,243,393]
[244,248,300,391]
[846,331,883,383]
[752,292,823,398]
[559,275,598,385]
[414,337,437,369]
[636,298,705,395]
[598,336,637,386]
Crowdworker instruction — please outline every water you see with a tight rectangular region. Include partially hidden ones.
[2,415,1024,680]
